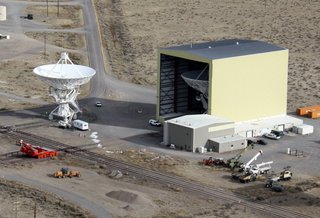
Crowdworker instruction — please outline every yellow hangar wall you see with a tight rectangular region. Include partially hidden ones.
[208,50,288,122]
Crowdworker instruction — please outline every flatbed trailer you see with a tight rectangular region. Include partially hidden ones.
[19,140,58,159]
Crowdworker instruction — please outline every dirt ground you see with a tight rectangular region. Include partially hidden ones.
[0,129,319,217]
[0,0,320,217]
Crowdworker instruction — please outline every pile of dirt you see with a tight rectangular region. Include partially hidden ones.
[106,190,138,203]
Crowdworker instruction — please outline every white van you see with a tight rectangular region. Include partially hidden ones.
[73,120,89,131]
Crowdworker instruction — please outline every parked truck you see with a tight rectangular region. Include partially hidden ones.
[271,169,293,182]
[249,161,273,175]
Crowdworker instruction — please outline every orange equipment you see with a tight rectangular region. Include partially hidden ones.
[19,139,58,159]
[202,157,225,166]
[53,167,81,178]
[308,110,320,119]
[296,105,320,116]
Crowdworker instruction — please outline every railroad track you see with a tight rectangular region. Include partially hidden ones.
[0,151,24,163]
[1,129,313,218]
[0,120,51,132]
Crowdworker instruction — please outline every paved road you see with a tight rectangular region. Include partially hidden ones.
[82,0,155,103]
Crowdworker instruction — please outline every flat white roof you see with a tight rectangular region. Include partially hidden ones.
[210,134,245,144]
[235,115,303,133]
[166,114,233,129]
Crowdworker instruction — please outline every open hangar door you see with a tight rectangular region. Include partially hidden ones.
[159,54,209,119]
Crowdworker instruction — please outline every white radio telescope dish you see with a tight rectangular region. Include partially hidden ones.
[33,52,96,126]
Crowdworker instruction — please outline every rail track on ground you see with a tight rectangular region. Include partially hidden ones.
[0,128,313,218]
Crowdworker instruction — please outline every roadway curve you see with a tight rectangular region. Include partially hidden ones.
[82,0,155,104]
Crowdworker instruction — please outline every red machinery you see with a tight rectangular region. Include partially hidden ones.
[19,139,58,159]
[202,157,226,166]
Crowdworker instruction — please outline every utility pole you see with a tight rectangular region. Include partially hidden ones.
[46,0,48,16]
[44,32,47,58]
[34,201,37,218]
[57,0,60,17]
[13,200,19,218]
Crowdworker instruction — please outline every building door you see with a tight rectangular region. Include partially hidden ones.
[278,125,285,131]
[246,130,253,138]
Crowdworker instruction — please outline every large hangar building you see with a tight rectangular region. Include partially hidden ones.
[157,39,304,152]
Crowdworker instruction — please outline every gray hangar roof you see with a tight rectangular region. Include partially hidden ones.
[160,39,287,60]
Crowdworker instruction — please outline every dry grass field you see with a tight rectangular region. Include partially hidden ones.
[95,0,320,112]
[0,5,88,111]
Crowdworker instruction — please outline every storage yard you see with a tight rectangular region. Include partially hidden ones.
[0,0,319,218]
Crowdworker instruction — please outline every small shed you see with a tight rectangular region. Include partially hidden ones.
[292,124,314,135]
[0,6,6,21]
[208,135,247,153]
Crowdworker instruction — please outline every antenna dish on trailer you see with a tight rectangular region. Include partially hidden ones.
[33,52,96,126]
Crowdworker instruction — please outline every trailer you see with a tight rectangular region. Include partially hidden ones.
[19,140,58,159]
[73,120,89,130]
[292,124,313,135]
[249,161,273,175]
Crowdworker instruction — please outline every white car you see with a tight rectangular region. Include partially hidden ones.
[149,119,161,127]
[95,101,102,107]
[264,133,280,140]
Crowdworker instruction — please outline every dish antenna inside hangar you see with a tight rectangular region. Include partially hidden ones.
[33,52,96,127]
[181,65,209,112]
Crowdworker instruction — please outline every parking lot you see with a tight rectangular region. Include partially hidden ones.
[202,114,320,179]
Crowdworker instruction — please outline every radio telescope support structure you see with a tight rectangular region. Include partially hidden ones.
[48,86,80,122]
[33,52,96,127]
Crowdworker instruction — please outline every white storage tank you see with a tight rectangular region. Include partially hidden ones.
[0,6,6,21]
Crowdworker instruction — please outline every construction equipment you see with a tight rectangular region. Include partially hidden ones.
[249,161,273,175]
[241,150,274,175]
[19,139,58,159]
[271,169,293,182]
[202,157,225,166]
[53,167,81,178]
[265,180,284,192]
[238,172,257,183]
[226,150,244,169]
[241,150,263,172]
